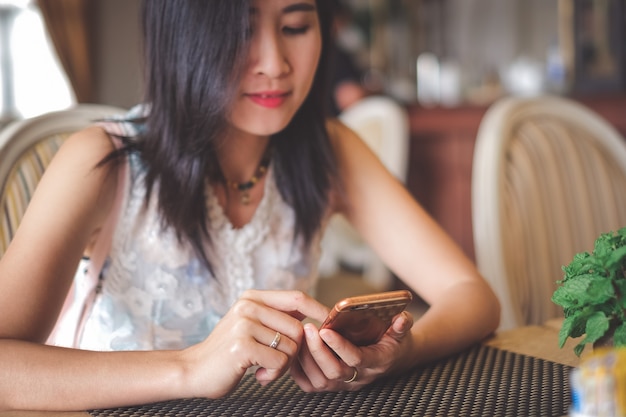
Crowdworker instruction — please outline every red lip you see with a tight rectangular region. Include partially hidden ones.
[246,91,290,108]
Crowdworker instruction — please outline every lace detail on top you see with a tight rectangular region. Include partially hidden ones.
[76,106,322,351]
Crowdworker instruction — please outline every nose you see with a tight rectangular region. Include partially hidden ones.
[249,29,290,79]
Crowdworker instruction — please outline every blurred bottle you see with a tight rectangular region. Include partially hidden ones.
[545,39,568,94]
[439,60,462,107]
[503,56,544,97]
[416,52,440,107]
[570,348,626,417]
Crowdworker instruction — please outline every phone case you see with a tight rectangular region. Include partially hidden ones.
[320,290,412,346]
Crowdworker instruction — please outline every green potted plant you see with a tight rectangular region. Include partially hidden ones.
[551,227,626,356]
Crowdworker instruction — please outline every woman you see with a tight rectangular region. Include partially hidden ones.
[0,0,499,411]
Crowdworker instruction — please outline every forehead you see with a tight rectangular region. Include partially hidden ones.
[249,0,318,15]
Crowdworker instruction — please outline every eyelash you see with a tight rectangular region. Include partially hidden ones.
[283,25,309,35]
[246,25,310,39]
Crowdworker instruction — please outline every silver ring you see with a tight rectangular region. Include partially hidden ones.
[269,331,281,349]
[344,368,358,383]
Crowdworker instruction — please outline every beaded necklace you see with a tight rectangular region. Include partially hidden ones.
[222,149,272,205]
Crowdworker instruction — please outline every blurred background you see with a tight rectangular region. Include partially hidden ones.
[1,0,624,119]
[0,0,624,289]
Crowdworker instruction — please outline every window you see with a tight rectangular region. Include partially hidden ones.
[0,0,74,123]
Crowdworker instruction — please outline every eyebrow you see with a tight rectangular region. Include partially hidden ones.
[249,2,316,16]
[282,2,316,13]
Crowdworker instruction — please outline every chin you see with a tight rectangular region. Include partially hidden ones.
[235,114,295,137]
[244,121,287,137]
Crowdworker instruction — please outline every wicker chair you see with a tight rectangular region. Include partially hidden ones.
[0,104,126,255]
[472,95,626,330]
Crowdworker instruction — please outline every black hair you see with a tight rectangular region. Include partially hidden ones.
[115,0,338,272]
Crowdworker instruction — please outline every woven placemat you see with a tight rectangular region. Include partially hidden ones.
[89,345,572,417]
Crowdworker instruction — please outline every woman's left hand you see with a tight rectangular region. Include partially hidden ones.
[290,310,414,391]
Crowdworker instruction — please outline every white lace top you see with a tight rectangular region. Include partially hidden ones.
[73,110,323,351]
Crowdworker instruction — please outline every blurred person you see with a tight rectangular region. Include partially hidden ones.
[329,0,368,115]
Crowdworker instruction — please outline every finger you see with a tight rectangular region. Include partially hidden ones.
[289,358,315,392]
[252,331,295,384]
[255,364,286,385]
[295,325,332,389]
[222,315,295,380]
[240,290,329,323]
[317,326,365,367]
[230,296,305,344]
[257,328,297,357]
[267,330,282,350]
[303,323,354,382]
[227,327,288,377]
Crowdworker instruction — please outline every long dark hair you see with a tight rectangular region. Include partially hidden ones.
[119,0,337,271]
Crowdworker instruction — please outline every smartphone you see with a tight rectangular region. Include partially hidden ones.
[320,290,412,346]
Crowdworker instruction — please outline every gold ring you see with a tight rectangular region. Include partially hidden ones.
[344,368,358,383]
[269,331,281,349]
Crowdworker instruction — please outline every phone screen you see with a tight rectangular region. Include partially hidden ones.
[320,290,412,346]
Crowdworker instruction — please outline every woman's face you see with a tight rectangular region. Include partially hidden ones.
[227,0,322,138]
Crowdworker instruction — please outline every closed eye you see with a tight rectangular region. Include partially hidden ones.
[283,25,309,35]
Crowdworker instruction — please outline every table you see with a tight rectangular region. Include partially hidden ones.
[2,320,582,417]
[484,318,583,368]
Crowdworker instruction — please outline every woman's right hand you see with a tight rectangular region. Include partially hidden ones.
[178,290,329,399]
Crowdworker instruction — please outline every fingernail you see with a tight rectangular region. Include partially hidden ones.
[304,324,315,339]
[319,329,333,343]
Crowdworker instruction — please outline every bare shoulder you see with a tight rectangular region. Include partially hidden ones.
[52,125,119,188]
[325,117,388,169]
[325,118,359,212]
[325,117,381,165]
[55,125,118,165]
[38,125,122,229]
[324,117,392,216]
[325,117,361,153]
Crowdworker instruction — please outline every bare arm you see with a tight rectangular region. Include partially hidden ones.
[328,119,500,364]
[0,127,159,410]
[0,127,117,343]
[291,120,500,392]
[0,340,187,410]
[0,133,328,411]
[1,290,327,411]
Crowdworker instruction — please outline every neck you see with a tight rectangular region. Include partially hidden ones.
[216,130,271,183]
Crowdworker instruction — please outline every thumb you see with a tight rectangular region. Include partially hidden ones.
[388,311,414,341]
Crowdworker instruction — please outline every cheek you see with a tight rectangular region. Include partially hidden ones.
[297,38,322,91]
[308,34,322,68]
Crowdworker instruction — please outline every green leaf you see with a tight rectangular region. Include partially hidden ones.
[582,311,610,345]
[562,253,591,278]
[552,275,593,308]
[613,323,626,347]
[558,312,588,347]
[570,314,587,338]
[553,227,626,356]
[594,231,624,257]
[585,277,616,306]
[605,245,626,270]
[574,342,586,357]
[552,274,614,310]
[558,316,575,348]
[617,280,626,311]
